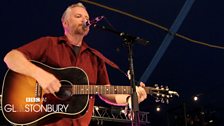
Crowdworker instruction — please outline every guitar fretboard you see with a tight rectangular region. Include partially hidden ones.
[72,85,151,95]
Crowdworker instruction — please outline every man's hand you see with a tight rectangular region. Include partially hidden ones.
[127,82,147,105]
[136,82,147,103]
[34,69,61,94]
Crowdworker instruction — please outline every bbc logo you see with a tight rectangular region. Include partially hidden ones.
[25,97,41,102]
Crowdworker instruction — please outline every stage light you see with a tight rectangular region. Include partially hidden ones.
[95,106,99,111]
[156,106,161,112]
[192,93,204,102]
[193,96,198,101]
[120,109,126,114]
[209,120,213,123]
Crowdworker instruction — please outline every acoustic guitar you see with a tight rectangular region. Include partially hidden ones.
[1,61,178,125]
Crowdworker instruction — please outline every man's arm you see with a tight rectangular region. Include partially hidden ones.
[4,49,61,94]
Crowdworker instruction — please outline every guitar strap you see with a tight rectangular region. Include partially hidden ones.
[89,48,127,76]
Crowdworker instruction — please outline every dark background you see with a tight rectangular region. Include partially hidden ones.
[1,0,224,126]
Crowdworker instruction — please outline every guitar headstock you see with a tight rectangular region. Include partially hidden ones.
[150,84,179,104]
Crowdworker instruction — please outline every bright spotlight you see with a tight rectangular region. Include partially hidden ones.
[156,106,161,112]
[95,106,99,111]
[193,96,198,101]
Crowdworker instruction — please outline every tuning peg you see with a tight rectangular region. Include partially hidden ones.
[166,99,169,104]
[165,86,169,90]
[155,98,159,103]
[160,85,164,90]
[161,98,165,103]
[166,95,170,98]
[154,84,159,89]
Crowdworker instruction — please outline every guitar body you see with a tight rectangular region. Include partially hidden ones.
[1,61,90,125]
[1,61,179,125]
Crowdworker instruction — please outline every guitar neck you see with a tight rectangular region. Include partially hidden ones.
[71,85,152,95]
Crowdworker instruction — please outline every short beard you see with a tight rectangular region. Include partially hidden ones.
[74,25,86,35]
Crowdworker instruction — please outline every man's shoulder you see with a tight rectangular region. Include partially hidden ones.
[40,36,64,41]
[36,36,66,44]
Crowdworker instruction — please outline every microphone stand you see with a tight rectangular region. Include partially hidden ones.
[125,39,140,126]
[94,25,149,126]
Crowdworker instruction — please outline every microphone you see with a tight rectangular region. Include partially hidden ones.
[83,16,104,28]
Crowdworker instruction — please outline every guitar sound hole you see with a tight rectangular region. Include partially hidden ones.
[55,80,72,100]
